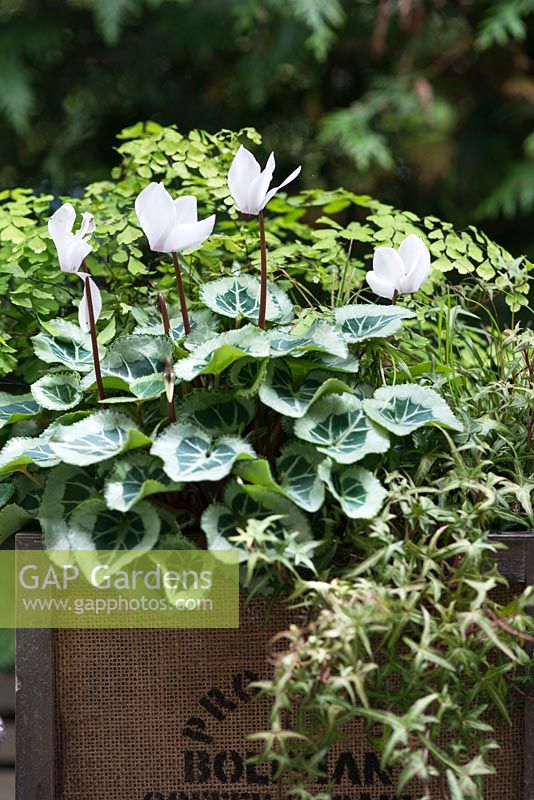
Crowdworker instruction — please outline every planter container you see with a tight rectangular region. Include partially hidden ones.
[16,531,534,800]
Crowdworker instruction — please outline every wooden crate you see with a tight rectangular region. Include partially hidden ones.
[14,531,534,800]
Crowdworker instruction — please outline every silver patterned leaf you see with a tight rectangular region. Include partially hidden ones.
[32,319,102,373]
[174,325,270,381]
[201,276,293,324]
[334,304,416,342]
[49,411,151,466]
[318,459,387,519]
[104,453,183,512]
[259,361,352,418]
[31,372,82,411]
[0,392,40,429]
[363,385,464,435]
[176,391,255,434]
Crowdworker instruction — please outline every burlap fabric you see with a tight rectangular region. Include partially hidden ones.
[53,598,524,800]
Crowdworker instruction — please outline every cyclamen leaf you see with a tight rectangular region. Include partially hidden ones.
[293,349,360,373]
[133,307,219,340]
[68,498,160,555]
[334,304,416,342]
[83,334,172,397]
[259,362,352,418]
[176,391,255,434]
[201,276,293,324]
[40,464,98,550]
[0,504,32,545]
[363,385,464,435]
[32,319,102,373]
[151,423,254,482]
[0,436,60,476]
[229,358,269,398]
[318,460,387,519]
[174,325,270,381]
[269,321,348,359]
[0,484,15,510]
[0,391,40,429]
[201,480,311,557]
[49,411,151,466]
[104,453,183,512]
[294,393,390,463]
[31,372,82,411]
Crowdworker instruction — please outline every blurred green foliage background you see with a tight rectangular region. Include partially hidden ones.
[0,0,532,258]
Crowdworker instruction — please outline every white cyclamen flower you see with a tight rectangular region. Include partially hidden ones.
[366,234,431,299]
[48,202,95,273]
[228,145,301,216]
[135,183,215,253]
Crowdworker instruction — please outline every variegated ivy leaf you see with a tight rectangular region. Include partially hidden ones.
[201,480,311,559]
[176,391,255,434]
[151,423,254,482]
[0,436,60,476]
[259,362,351,418]
[133,307,219,340]
[318,460,387,519]
[294,393,390,464]
[32,319,103,373]
[334,304,416,342]
[228,358,269,398]
[0,391,40,429]
[68,498,160,555]
[201,276,293,324]
[236,443,324,513]
[104,453,183,512]
[40,464,98,550]
[83,334,172,398]
[269,321,348,359]
[31,372,82,411]
[49,411,151,466]
[363,385,464,435]
[174,325,270,381]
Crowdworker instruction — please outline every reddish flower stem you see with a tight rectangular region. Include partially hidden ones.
[82,261,105,401]
[172,252,191,335]
[157,292,171,336]
[258,210,267,329]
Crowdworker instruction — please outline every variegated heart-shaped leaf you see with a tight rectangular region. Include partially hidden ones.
[363,385,463,435]
[40,464,98,550]
[201,276,293,324]
[133,307,219,340]
[151,423,254,482]
[294,393,390,463]
[104,453,183,512]
[176,391,255,434]
[269,321,347,359]
[68,498,160,553]
[0,436,60,476]
[334,304,415,342]
[259,362,351,418]
[0,391,40,429]
[292,349,360,374]
[174,325,270,381]
[228,358,269,398]
[318,459,387,519]
[31,372,82,411]
[83,334,172,397]
[32,319,103,373]
[49,411,151,466]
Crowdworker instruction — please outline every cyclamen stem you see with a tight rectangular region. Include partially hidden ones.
[172,252,191,335]
[391,289,399,306]
[82,264,106,401]
[257,210,267,330]
[157,292,171,336]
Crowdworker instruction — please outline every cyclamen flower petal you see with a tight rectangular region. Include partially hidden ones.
[48,203,94,273]
[228,146,301,215]
[78,273,102,334]
[366,234,431,300]
[135,183,215,254]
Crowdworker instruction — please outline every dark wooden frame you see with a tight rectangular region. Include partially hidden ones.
[14,530,534,800]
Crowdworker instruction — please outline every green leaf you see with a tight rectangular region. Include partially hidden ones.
[0,483,15,509]
[68,498,160,552]
[31,371,83,411]
[363,385,464,435]
[49,411,152,466]
[259,362,352,418]
[151,423,254,482]
[174,325,270,381]
[334,304,416,342]
[228,358,269,397]
[237,443,325,513]
[201,276,293,324]
[39,464,98,550]
[269,321,348,359]
[0,391,40,429]
[0,503,32,544]
[0,436,60,476]
[318,460,387,519]
[32,319,102,373]
[294,393,390,463]
[201,480,311,557]
[176,390,255,434]
[83,334,172,397]
[104,453,183,512]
